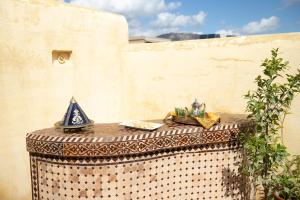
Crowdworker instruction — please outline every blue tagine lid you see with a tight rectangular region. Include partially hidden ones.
[55,97,94,132]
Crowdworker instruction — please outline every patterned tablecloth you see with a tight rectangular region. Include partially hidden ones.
[26,113,254,200]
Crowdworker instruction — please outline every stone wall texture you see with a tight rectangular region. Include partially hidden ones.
[0,0,300,199]
[122,33,300,155]
[0,0,128,199]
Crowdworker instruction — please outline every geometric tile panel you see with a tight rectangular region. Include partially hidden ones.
[27,114,254,199]
[30,142,250,200]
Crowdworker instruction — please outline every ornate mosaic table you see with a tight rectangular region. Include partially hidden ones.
[26,114,253,200]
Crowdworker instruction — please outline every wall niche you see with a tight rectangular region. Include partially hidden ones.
[52,50,72,67]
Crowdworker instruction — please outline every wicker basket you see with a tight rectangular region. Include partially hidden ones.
[172,116,200,126]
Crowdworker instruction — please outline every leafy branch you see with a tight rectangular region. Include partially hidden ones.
[242,48,300,200]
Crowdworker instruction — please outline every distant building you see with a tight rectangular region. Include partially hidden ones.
[199,34,221,39]
[157,32,235,41]
[129,36,171,44]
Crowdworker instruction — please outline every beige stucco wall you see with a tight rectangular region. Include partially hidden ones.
[0,0,128,199]
[122,33,300,155]
[0,0,300,199]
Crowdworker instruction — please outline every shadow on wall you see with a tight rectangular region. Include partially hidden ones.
[221,159,252,200]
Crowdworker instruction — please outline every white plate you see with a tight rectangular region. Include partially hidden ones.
[119,120,163,131]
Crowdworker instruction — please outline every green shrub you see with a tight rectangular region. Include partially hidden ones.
[242,48,300,200]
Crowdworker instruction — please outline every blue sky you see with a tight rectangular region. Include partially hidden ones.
[66,0,300,37]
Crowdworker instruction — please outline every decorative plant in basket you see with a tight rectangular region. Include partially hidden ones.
[241,48,300,200]
[174,99,206,125]
[165,99,220,129]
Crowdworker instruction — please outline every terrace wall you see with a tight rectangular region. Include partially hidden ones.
[123,33,300,156]
[0,0,127,199]
[0,0,300,199]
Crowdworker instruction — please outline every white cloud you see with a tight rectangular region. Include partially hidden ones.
[128,18,141,29]
[193,11,207,24]
[152,11,207,28]
[216,29,240,37]
[129,10,207,36]
[70,0,181,17]
[128,17,179,36]
[128,18,163,36]
[68,0,208,37]
[241,16,279,34]
[216,16,279,37]
[152,12,189,27]
[130,26,179,37]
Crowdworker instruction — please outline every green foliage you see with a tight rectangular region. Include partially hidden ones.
[271,156,300,200]
[175,107,188,117]
[242,48,300,200]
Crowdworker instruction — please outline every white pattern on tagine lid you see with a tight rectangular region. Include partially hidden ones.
[55,97,94,132]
